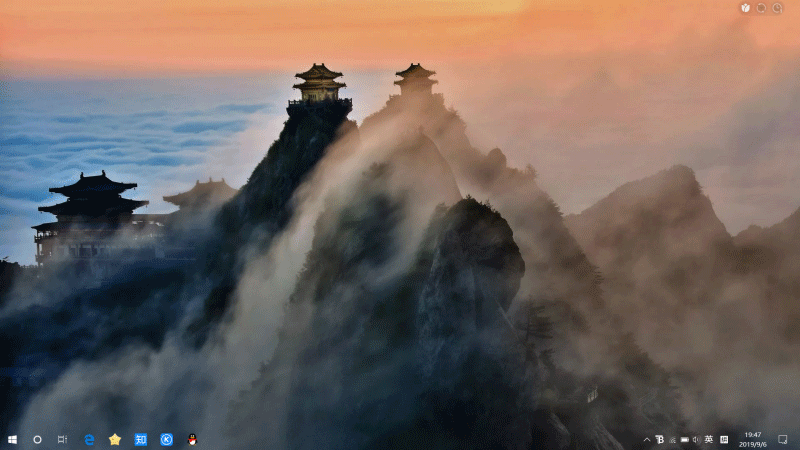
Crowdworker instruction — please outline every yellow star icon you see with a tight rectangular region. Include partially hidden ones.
[109,433,121,445]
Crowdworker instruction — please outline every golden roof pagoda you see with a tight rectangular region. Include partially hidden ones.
[292,63,347,103]
[394,63,438,96]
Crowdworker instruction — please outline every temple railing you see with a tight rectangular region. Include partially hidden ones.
[287,98,353,110]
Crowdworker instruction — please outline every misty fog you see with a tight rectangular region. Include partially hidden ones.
[1,18,799,450]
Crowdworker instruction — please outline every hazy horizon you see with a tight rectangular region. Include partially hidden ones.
[3,7,800,265]
[3,52,800,265]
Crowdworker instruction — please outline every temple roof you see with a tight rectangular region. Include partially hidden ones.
[49,170,137,197]
[396,63,436,78]
[295,63,344,80]
[38,197,149,217]
[163,178,238,209]
[34,221,112,232]
[394,77,438,87]
[292,80,347,90]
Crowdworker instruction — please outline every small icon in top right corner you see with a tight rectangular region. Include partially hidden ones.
[757,2,767,12]
[772,2,783,13]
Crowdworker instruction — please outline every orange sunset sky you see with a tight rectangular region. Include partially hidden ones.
[1,0,798,76]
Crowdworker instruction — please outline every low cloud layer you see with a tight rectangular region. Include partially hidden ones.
[4,21,799,265]
[0,76,291,264]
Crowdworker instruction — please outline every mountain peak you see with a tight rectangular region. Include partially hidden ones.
[566,165,731,270]
[733,204,800,254]
[568,165,708,226]
[591,165,699,209]
[778,205,800,230]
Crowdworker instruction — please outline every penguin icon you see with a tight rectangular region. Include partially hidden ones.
[188,434,197,446]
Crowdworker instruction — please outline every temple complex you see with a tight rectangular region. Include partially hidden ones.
[394,63,438,96]
[288,63,352,114]
[33,171,165,273]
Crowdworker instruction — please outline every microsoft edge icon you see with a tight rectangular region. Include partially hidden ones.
[160,434,173,446]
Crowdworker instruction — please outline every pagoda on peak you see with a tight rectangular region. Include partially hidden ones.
[33,171,165,270]
[163,177,238,214]
[293,63,345,102]
[394,63,438,96]
[288,63,352,114]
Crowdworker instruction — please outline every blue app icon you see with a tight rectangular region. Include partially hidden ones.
[134,433,147,446]
[160,434,173,446]
[84,434,95,445]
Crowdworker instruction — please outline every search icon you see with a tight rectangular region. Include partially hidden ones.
[772,2,783,13]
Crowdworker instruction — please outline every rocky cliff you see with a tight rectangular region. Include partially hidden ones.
[363,90,604,348]
[225,154,533,450]
[359,90,640,449]
[215,101,357,270]
[190,102,358,343]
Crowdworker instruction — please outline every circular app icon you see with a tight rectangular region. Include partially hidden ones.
[773,2,783,13]
[33,435,42,444]
[160,433,173,446]
[757,2,767,12]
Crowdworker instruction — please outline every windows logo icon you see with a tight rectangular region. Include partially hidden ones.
[160,434,173,446]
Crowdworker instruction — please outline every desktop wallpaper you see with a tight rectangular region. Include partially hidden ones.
[1,0,799,448]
